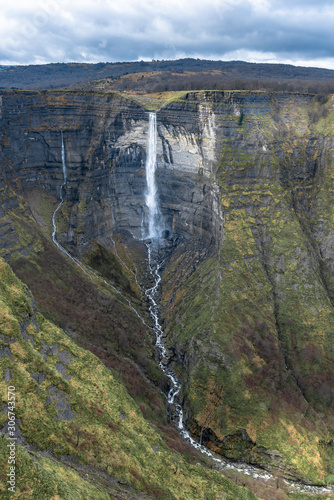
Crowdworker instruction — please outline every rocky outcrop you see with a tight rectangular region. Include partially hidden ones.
[1,90,319,258]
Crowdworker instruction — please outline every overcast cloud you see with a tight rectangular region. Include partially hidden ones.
[1,0,334,69]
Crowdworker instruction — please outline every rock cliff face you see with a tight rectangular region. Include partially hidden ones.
[0,90,224,256]
[1,89,334,483]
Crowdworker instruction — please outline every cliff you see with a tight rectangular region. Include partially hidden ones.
[0,88,334,489]
[0,90,223,257]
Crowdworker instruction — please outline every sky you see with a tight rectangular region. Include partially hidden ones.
[1,0,334,69]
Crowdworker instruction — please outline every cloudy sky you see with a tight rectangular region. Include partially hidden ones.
[1,0,334,69]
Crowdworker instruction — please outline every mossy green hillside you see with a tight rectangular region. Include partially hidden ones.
[163,219,332,482]
[1,89,334,495]
[0,438,111,500]
[0,257,261,499]
[0,180,173,439]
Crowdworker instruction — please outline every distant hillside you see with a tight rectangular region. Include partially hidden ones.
[1,59,334,93]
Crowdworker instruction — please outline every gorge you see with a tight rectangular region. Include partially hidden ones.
[1,88,334,498]
[141,111,273,482]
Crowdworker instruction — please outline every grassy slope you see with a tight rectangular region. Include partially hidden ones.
[2,185,169,410]
[0,256,261,500]
[161,94,334,484]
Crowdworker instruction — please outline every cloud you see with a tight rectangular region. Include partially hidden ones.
[0,0,334,69]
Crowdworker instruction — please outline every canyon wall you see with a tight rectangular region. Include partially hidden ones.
[0,90,225,257]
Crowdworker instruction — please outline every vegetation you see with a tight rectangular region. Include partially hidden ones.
[1,59,334,93]
[0,257,261,499]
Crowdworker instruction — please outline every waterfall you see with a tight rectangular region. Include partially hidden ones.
[52,132,67,251]
[144,112,162,240]
[51,132,89,277]
[61,131,67,184]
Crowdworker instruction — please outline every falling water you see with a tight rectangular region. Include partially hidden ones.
[52,132,68,252]
[61,132,67,183]
[144,112,161,240]
[51,133,92,281]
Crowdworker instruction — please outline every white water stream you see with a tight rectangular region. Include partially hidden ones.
[51,132,90,278]
[145,243,273,481]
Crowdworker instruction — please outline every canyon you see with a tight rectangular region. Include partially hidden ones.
[0,88,334,497]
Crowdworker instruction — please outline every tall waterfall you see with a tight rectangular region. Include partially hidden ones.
[61,131,67,184]
[144,112,162,240]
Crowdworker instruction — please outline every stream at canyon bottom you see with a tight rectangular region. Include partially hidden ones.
[145,240,334,495]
